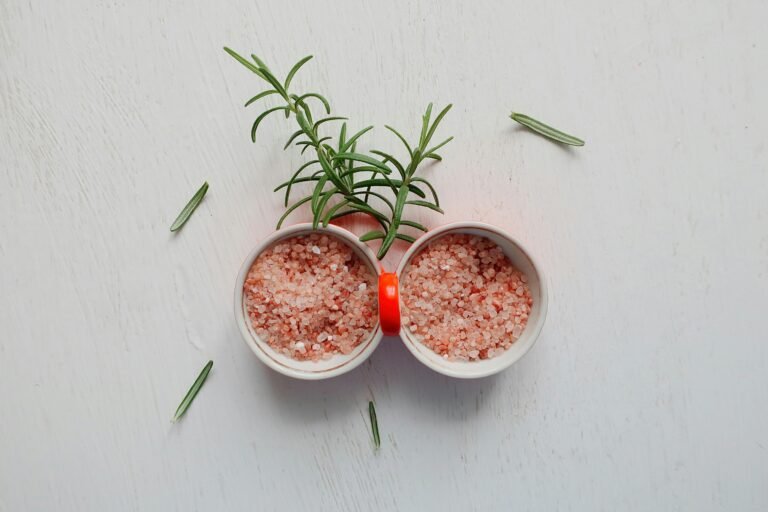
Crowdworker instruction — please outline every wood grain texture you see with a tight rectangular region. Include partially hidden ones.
[1,0,767,510]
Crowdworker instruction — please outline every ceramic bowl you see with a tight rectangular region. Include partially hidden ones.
[234,223,383,380]
[395,221,548,378]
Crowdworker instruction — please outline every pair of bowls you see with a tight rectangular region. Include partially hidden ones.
[234,222,548,379]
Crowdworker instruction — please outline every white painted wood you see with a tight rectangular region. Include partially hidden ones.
[1,0,767,510]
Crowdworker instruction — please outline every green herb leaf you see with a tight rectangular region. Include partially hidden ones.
[423,104,452,149]
[170,182,208,232]
[400,219,427,231]
[370,150,405,178]
[410,177,440,206]
[311,174,329,215]
[284,55,313,90]
[249,53,270,72]
[283,130,306,150]
[223,47,266,78]
[321,199,350,227]
[172,360,213,422]
[333,153,393,175]
[295,93,331,115]
[384,125,413,158]
[313,116,348,131]
[368,401,380,449]
[419,103,433,147]
[339,126,374,153]
[251,106,288,142]
[510,112,585,146]
[360,230,386,242]
[406,199,444,214]
[277,195,312,229]
[425,136,454,156]
[244,90,278,107]
[349,190,394,212]
[313,188,337,229]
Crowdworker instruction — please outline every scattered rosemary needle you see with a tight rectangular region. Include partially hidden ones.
[172,360,213,423]
[510,112,585,146]
[170,181,209,232]
[368,400,381,449]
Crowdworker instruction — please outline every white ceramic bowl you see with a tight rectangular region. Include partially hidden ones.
[395,222,548,378]
[234,223,383,380]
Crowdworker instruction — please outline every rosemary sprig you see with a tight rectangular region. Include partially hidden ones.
[170,182,209,232]
[172,360,213,422]
[510,112,584,146]
[224,48,452,258]
[368,400,380,449]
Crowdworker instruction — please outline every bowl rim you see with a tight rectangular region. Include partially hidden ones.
[233,223,384,380]
[394,221,549,378]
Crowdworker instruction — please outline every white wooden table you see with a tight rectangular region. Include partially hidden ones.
[2,1,767,510]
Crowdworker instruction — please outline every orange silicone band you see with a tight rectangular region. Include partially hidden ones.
[378,272,401,336]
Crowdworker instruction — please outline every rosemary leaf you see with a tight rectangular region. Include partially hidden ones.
[321,199,350,226]
[384,125,413,157]
[223,47,265,78]
[333,152,393,175]
[368,401,380,449]
[510,112,585,146]
[339,126,374,153]
[425,136,454,156]
[410,177,440,206]
[423,104,453,148]
[360,230,386,242]
[277,196,312,229]
[172,360,213,422]
[419,103,433,147]
[283,130,306,150]
[313,188,337,229]
[244,89,278,107]
[406,200,443,214]
[249,53,270,72]
[295,93,331,114]
[284,55,313,90]
[251,106,288,142]
[400,219,428,231]
[370,150,406,178]
[313,116,348,131]
[170,182,208,232]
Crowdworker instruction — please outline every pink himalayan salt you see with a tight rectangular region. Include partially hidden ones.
[243,233,377,361]
[400,234,533,362]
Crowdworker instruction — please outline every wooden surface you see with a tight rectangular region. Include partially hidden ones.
[1,1,767,510]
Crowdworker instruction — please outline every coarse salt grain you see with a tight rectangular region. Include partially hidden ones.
[243,234,377,361]
[400,234,533,362]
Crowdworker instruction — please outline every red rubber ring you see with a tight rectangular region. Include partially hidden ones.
[378,272,401,336]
